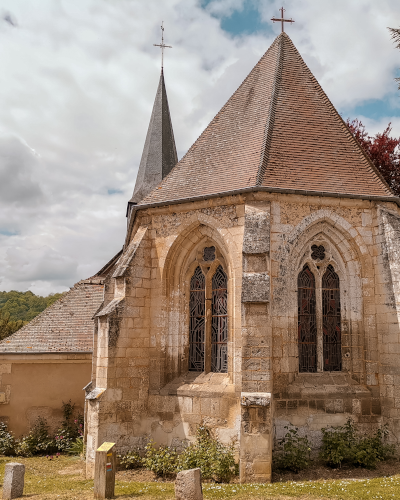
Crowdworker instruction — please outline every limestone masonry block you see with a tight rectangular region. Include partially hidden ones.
[243,206,270,254]
[241,392,271,407]
[242,273,270,302]
[175,468,203,500]
[3,463,25,500]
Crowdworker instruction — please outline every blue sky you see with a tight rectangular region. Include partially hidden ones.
[201,0,400,128]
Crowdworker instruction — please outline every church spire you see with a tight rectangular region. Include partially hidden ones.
[130,71,178,204]
[130,26,177,204]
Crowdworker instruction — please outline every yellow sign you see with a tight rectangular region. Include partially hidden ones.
[97,442,115,452]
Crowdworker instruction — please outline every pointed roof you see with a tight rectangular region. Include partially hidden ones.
[137,33,393,207]
[131,70,178,204]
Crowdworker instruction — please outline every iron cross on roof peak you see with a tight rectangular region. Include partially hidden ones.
[271,7,295,33]
[153,21,172,70]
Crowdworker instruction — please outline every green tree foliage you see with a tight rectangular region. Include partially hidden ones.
[0,310,25,340]
[0,290,64,323]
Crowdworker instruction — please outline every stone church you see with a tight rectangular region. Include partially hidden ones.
[85,32,400,482]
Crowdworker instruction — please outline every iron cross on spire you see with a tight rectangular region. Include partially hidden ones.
[271,7,294,33]
[153,21,172,70]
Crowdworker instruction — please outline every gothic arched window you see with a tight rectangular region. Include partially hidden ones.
[322,265,342,371]
[211,265,228,373]
[188,258,228,374]
[189,266,205,371]
[298,265,317,373]
[297,263,342,372]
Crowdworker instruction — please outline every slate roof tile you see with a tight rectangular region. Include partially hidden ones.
[0,281,104,353]
[137,33,392,207]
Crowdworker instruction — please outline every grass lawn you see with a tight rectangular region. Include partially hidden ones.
[0,455,399,499]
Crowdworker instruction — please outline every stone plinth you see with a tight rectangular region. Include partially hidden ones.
[94,442,116,499]
[3,462,25,499]
[240,392,272,483]
[175,468,203,500]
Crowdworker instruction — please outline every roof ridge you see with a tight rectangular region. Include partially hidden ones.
[276,35,393,196]
[256,34,283,186]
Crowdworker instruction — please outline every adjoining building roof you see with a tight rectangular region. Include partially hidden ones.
[0,280,104,354]
[0,250,123,354]
[130,69,178,204]
[137,32,393,207]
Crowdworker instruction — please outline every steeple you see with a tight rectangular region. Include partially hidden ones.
[130,70,178,204]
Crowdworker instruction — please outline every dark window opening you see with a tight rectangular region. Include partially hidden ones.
[189,266,205,371]
[311,244,325,261]
[203,246,216,262]
[298,265,317,373]
[322,265,342,371]
[211,265,228,373]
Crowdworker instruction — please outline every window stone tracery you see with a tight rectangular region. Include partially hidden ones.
[188,245,228,374]
[297,241,342,373]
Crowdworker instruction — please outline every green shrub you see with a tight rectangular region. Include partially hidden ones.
[118,449,143,469]
[273,426,311,473]
[178,425,237,483]
[55,400,84,452]
[0,422,15,455]
[15,417,56,456]
[68,437,86,458]
[117,425,238,482]
[321,418,395,469]
[142,440,179,477]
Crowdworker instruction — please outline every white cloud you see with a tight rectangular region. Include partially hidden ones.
[0,0,399,294]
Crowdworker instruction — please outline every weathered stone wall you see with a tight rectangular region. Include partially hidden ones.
[86,191,400,480]
[86,197,246,477]
[270,196,400,448]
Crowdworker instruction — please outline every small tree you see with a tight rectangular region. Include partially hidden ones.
[347,119,400,195]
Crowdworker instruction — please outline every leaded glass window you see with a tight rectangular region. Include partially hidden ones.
[211,265,228,373]
[298,265,317,372]
[322,265,342,371]
[189,266,205,371]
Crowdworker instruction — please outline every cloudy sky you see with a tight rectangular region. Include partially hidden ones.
[0,0,399,295]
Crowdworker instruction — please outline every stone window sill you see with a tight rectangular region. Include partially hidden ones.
[156,372,236,397]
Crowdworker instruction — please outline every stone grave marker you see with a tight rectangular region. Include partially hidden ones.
[175,468,203,500]
[3,462,25,499]
[94,442,116,499]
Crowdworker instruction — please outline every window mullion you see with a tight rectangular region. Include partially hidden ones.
[205,280,212,373]
[316,274,323,373]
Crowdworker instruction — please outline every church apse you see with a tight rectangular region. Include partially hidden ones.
[84,28,400,481]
